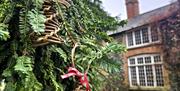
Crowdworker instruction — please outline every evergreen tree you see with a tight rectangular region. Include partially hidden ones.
[0,0,125,91]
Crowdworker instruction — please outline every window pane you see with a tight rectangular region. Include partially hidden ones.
[145,65,154,86]
[151,29,159,42]
[127,32,134,46]
[129,58,135,65]
[137,57,143,64]
[135,30,142,45]
[142,28,149,43]
[154,55,161,63]
[138,66,146,86]
[130,66,138,86]
[155,65,164,86]
[145,56,151,63]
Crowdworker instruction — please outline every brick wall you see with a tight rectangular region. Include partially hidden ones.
[112,32,171,91]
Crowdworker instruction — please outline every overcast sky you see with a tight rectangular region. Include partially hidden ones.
[101,0,176,19]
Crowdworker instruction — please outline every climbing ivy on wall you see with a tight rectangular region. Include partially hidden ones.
[0,0,125,91]
[160,3,180,91]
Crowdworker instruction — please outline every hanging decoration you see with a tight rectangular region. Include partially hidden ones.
[32,0,70,47]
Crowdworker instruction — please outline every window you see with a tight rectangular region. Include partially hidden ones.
[130,66,138,86]
[151,29,159,42]
[127,32,134,46]
[128,54,164,87]
[126,27,159,48]
[142,28,149,43]
[135,30,142,45]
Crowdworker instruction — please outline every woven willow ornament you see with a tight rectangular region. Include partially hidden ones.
[33,0,70,47]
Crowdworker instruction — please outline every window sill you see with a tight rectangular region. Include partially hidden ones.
[127,41,161,50]
[129,86,165,91]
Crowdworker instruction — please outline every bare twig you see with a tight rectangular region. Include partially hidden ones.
[47,39,62,44]
[71,43,79,67]
[58,0,71,8]
[33,42,50,47]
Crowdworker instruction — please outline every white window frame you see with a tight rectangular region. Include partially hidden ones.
[126,26,160,49]
[128,54,164,87]
[127,32,134,46]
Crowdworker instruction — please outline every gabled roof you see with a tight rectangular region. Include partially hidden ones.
[108,2,179,35]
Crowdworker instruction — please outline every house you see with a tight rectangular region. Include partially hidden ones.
[108,0,180,91]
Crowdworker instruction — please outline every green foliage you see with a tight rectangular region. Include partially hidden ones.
[2,56,43,91]
[19,9,30,35]
[0,23,10,41]
[14,56,33,74]
[50,45,68,62]
[32,0,44,9]
[0,0,13,41]
[102,73,128,91]
[38,50,64,91]
[0,0,126,91]
[82,0,123,31]
[102,42,126,54]
[0,0,11,22]
[27,9,46,33]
